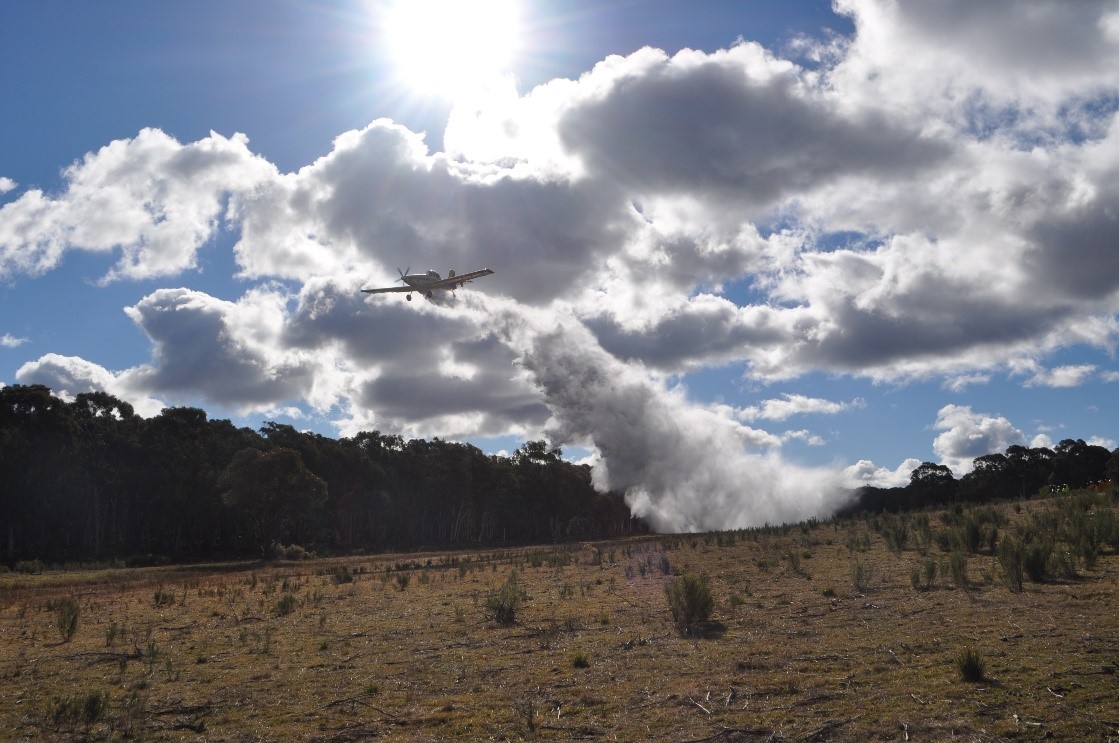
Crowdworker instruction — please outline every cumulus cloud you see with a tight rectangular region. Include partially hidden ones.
[932,404,1027,475]
[1088,435,1117,449]
[15,353,165,417]
[0,129,277,281]
[0,177,16,195]
[1,333,27,348]
[841,457,923,489]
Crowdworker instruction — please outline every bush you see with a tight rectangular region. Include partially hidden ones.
[997,537,1024,592]
[947,551,968,588]
[955,647,986,682]
[910,558,937,591]
[274,594,297,617]
[851,558,874,592]
[153,587,175,607]
[665,573,714,634]
[50,690,108,727]
[570,651,590,669]
[272,542,314,560]
[56,597,80,643]
[1023,540,1052,582]
[486,572,525,625]
[331,566,354,584]
[15,559,44,574]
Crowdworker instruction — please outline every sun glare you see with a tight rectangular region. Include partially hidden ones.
[381,0,520,99]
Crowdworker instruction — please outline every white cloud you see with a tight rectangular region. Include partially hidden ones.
[943,373,990,392]
[0,129,276,281]
[735,393,865,422]
[1024,363,1097,387]
[15,353,165,417]
[1,333,27,347]
[1031,433,1054,449]
[781,429,827,446]
[932,404,1027,475]
[829,0,1119,131]
[1100,370,1119,382]
[1087,436,1117,450]
[841,457,922,489]
[0,177,16,195]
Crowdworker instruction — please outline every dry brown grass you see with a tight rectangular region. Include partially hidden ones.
[3,499,1118,741]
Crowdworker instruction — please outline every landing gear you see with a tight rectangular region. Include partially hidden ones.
[406,294,412,301]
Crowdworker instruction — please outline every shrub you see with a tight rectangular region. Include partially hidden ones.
[997,537,1024,592]
[272,542,314,560]
[851,558,874,592]
[947,551,968,588]
[486,572,525,625]
[274,594,297,617]
[15,559,44,574]
[1023,541,1052,582]
[331,566,354,584]
[56,597,80,643]
[395,573,410,591]
[50,690,108,727]
[665,573,714,634]
[955,647,986,682]
[153,587,175,606]
[922,557,937,589]
[570,651,590,669]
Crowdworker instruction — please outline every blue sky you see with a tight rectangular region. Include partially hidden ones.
[3,0,1118,531]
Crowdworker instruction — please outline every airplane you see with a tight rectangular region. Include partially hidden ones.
[360,266,494,301]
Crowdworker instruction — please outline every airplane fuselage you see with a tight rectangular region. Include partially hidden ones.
[401,270,454,299]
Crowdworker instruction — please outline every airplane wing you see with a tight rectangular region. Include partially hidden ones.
[360,286,412,294]
[423,268,495,291]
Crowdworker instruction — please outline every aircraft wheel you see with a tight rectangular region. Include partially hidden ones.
[406,294,412,301]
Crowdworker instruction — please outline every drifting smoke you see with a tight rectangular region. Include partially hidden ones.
[497,307,850,532]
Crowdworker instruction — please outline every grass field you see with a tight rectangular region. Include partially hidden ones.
[3,495,1118,741]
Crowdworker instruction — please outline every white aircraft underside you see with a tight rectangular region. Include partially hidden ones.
[361,267,494,300]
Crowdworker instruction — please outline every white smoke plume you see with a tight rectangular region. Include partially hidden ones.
[497,306,849,532]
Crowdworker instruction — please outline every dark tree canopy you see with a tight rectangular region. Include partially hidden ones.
[839,439,1114,518]
[0,385,646,563]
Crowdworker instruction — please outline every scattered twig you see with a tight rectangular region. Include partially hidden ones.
[1046,686,1064,698]
[676,727,779,743]
[688,697,712,715]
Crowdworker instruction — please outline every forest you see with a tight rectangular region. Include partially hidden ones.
[3,384,1116,565]
[0,385,645,564]
[842,438,1118,517]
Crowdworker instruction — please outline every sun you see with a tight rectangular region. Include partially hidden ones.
[380,0,521,99]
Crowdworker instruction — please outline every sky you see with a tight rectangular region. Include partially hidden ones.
[3,0,1119,531]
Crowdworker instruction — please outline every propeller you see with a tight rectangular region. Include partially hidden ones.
[396,266,410,283]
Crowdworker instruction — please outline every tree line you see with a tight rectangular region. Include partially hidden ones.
[841,439,1119,517]
[0,385,646,564]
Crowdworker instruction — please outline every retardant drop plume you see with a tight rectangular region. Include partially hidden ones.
[497,308,850,532]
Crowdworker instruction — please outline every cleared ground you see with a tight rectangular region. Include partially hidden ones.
[2,497,1118,741]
